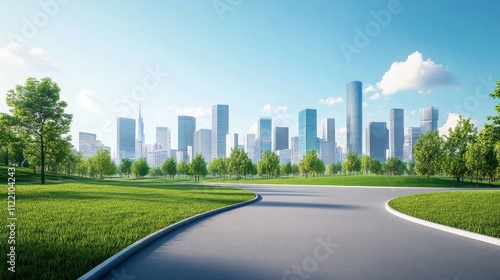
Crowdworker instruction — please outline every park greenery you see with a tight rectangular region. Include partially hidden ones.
[0,166,254,279]
[1,78,500,184]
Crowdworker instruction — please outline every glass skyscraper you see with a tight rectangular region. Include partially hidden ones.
[178,116,196,159]
[273,127,289,151]
[258,117,272,155]
[156,127,171,152]
[346,81,362,156]
[117,117,136,161]
[390,108,404,160]
[299,109,317,158]
[366,122,388,162]
[194,129,211,162]
[211,104,229,159]
[419,106,439,135]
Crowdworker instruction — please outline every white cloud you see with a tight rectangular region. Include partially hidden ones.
[363,84,377,94]
[261,104,272,114]
[76,90,102,113]
[0,43,57,71]
[438,113,461,136]
[362,101,368,108]
[368,93,381,100]
[318,97,343,105]
[377,51,457,95]
[260,104,291,125]
[174,106,211,119]
[410,110,416,115]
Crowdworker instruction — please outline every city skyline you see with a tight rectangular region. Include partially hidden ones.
[0,1,499,155]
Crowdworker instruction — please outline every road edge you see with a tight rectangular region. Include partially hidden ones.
[385,200,500,247]
[78,192,260,280]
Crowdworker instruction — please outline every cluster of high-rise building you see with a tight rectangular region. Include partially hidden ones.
[79,81,440,166]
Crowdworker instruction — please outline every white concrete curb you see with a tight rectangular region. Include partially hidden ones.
[385,200,500,247]
[78,193,259,280]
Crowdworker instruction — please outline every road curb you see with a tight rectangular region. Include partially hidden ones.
[78,193,260,280]
[385,200,500,247]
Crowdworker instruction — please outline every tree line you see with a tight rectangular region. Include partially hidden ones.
[1,77,499,184]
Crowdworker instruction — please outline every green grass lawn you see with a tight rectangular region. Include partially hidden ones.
[0,166,254,280]
[210,174,500,188]
[389,191,500,238]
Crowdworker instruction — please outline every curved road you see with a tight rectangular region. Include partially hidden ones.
[102,185,500,280]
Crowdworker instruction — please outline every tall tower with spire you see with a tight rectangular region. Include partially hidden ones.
[135,102,146,159]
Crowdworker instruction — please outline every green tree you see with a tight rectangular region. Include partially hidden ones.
[333,162,342,175]
[281,162,292,177]
[177,161,190,177]
[385,157,404,176]
[148,166,163,177]
[291,163,300,177]
[106,160,118,177]
[131,157,149,178]
[343,153,361,175]
[361,155,371,174]
[190,153,208,182]
[369,159,383,175]
[92,149,112,179]
[62,150,82,176]
[442,116,477,182]
[326,162,335,176]
[208,157,226,180]
[465,141,483,183]
[413,131,444,179]
[227,147,250,180]
[5,77,73,184]
[119,158,133,178]
[257,150,280,179]
[476,127,498,183]
[405,162,416,175]
[486,81,500,140]
[161,156,177,178]
[298,150,324,178]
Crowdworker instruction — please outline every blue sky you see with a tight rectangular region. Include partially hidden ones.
[0,0,499,155]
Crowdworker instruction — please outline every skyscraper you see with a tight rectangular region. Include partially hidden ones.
[258,117,272,156]
[211,104,229,159]
[273,127,289,151]
[117,117,136,161]
[346,81,362,155]
[156,127,171,153]
[194,129,211,162]
[79,132,97,158]
[226,133,239,157]
[403,127,421,162]
[245,134,258,163]
[299,109,317,158]
[321,118,336,164]
[291,136,300,164]
[135,104,146,159]
[390,108,404,160]
[178,116,196,160]
[366,122,389,162]
[420,106,439,135]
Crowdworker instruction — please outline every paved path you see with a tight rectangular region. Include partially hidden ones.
[102,185,500,280]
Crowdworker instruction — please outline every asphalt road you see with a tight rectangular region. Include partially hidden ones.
[102,185,500,280]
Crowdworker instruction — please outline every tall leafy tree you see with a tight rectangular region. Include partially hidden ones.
[227,147,250,180]
[131,157,150,178]
[258,150,280,179]
[161,156,177,178]
[281,162,292,177]
[208,157,226,180]
[190,153,208,182]
[92,149,112,180]
[5,77,72,184]
[298,150,323,178]
[119,158,133,178]
[360,155,371,174]
[486,81,500,140]
[385,157,404,176]
[177,161,190,177]
[413,131,444,179]
[442,116,477,182]
[343,153,361,175]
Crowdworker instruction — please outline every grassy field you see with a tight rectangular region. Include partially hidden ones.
[212,174,500,188]
[0,166,254,280]
[389,191,500,238]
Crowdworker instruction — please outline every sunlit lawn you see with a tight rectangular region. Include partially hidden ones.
[0,167,254,280]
